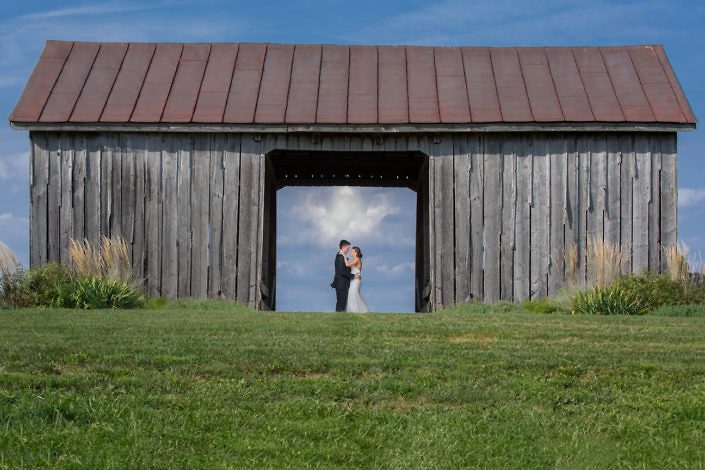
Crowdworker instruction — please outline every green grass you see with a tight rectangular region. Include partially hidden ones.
[1,302,705,468]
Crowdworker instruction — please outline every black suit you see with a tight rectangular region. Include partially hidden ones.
[331,253,354,311]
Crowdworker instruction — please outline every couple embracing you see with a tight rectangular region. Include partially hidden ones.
[331,240,371,312]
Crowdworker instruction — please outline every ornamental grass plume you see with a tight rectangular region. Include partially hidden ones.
[68,237,133,284]
[663,241,690,284]
[0,241,19,277]
[586,236,629,289]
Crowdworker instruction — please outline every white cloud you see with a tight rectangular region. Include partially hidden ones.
[279,186,415,248]
[679,188,705,209]
[371,259,415,275]
[18,3,152,20]
[0,212,29,266]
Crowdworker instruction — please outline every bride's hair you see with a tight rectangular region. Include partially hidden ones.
[352,247,362,259]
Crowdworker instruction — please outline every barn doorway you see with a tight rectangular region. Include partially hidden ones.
[260,150,430,312]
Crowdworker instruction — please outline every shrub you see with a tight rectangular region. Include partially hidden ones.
[571,285,647,316]
[0,263,74,308]
[522,298,559,314]
[614,273,687,311]
[54,277,145,310]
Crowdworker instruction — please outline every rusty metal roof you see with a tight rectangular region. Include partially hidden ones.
[9,41,697,125]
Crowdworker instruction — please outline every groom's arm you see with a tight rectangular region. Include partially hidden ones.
[335,255,354,279]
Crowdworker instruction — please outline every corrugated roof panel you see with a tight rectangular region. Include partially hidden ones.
[71,43,128,122]
[223,43,266,123]
[10,41,696,126]
[378,46,408,124]
[517,48,563,122]
[316,45,349,124]
[544,48,593,121]
[348,45,377,124]
[628,46,685,122]
[490,47,532,121]
[285,44,321,124]
[254,44,294,123]
[600,47,654,122]
[461,47,502,122]
[162,44,210,123]
[434,47,470,123]
[10,41,73,122]
[653,45,696,123]
[40,42,100,122]
[406,46,440,123]
[131,43,183,122]
[100,43,155,122]
[192,44,238,123]
[573,47,624,122]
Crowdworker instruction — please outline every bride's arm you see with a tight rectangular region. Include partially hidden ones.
[342,256,355,267]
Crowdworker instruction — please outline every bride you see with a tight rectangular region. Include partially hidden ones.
[343,246,371,313]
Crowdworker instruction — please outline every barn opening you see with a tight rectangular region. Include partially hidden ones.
[262,149,430,311]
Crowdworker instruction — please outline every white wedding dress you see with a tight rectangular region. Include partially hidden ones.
[346,266,370,313]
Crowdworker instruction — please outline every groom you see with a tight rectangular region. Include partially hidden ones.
[331,239,360,312]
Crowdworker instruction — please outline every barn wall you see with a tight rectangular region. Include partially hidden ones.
[28,130,677,310]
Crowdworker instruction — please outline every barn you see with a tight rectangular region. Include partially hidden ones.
[9,41,697,311]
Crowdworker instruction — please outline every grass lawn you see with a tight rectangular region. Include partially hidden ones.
[1,302,705,468]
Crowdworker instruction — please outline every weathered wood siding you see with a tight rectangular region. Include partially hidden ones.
[29,131,678,310]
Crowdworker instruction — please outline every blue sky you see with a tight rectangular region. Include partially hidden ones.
[0,0,703,312]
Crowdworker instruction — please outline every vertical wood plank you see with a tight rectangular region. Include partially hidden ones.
[530,133,549,299]
[30,133,49,267]
[59,133,74,264]
[437,136,455,308]
[577,135,590,285]
[514,134,531,301]
[48,133,61,263]
[453,134,471,303]
[660,133,678,268]
[132,134,147,283]
[548,135,566,296]
[587,134,606,285]
[483,134,502,302]
[222,134,241,300]
[236,136,255,303]
[84,134,102,245]
[469,134,484,301]
[619,133,634,274]
[605,134,621,247]
[161,134,179,298]
[632,133,650,274]
[177,135,193,297]
[564,135,580,284]
[72,134,86,242]
[208,134,225,297]
[110,133,122,239]
[146,134,162,297]
[191,134,210,298]
[100,133,114,239]
[120,134,135,266]
[649,134,662,272]
[500,135,516,301]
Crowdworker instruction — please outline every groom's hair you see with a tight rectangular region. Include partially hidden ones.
[339,240,350,249]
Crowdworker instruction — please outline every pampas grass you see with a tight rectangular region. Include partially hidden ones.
[664,241,690,284]
[68,237,133,284]
[0,241,19,277]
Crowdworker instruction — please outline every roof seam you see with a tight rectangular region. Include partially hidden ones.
[431,48,440,123]
[375,46,379,124]
[458,49,472,123]
[128,44,157,122]
[314,45,323,124]
[487,48,503,122]
[404,47,410,124]
[38,42,74,122]
[97,43,129,122]
[541,48,565,121]
[345,45,351,124]
[625,47,657,121]
[597,47,627,122]
[68,44,101,122]
[222,45,241,123]
[159,45,185,122]
[515,48,535,121]
[190,44,213,122]
[652,45,695,123]
[283,44,295,123]
[252,44,267,123]
[569,48,596,121]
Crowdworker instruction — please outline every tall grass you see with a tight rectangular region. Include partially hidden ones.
[0,241,19,277]
[553,237,628,289]
[67,237,134,284]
